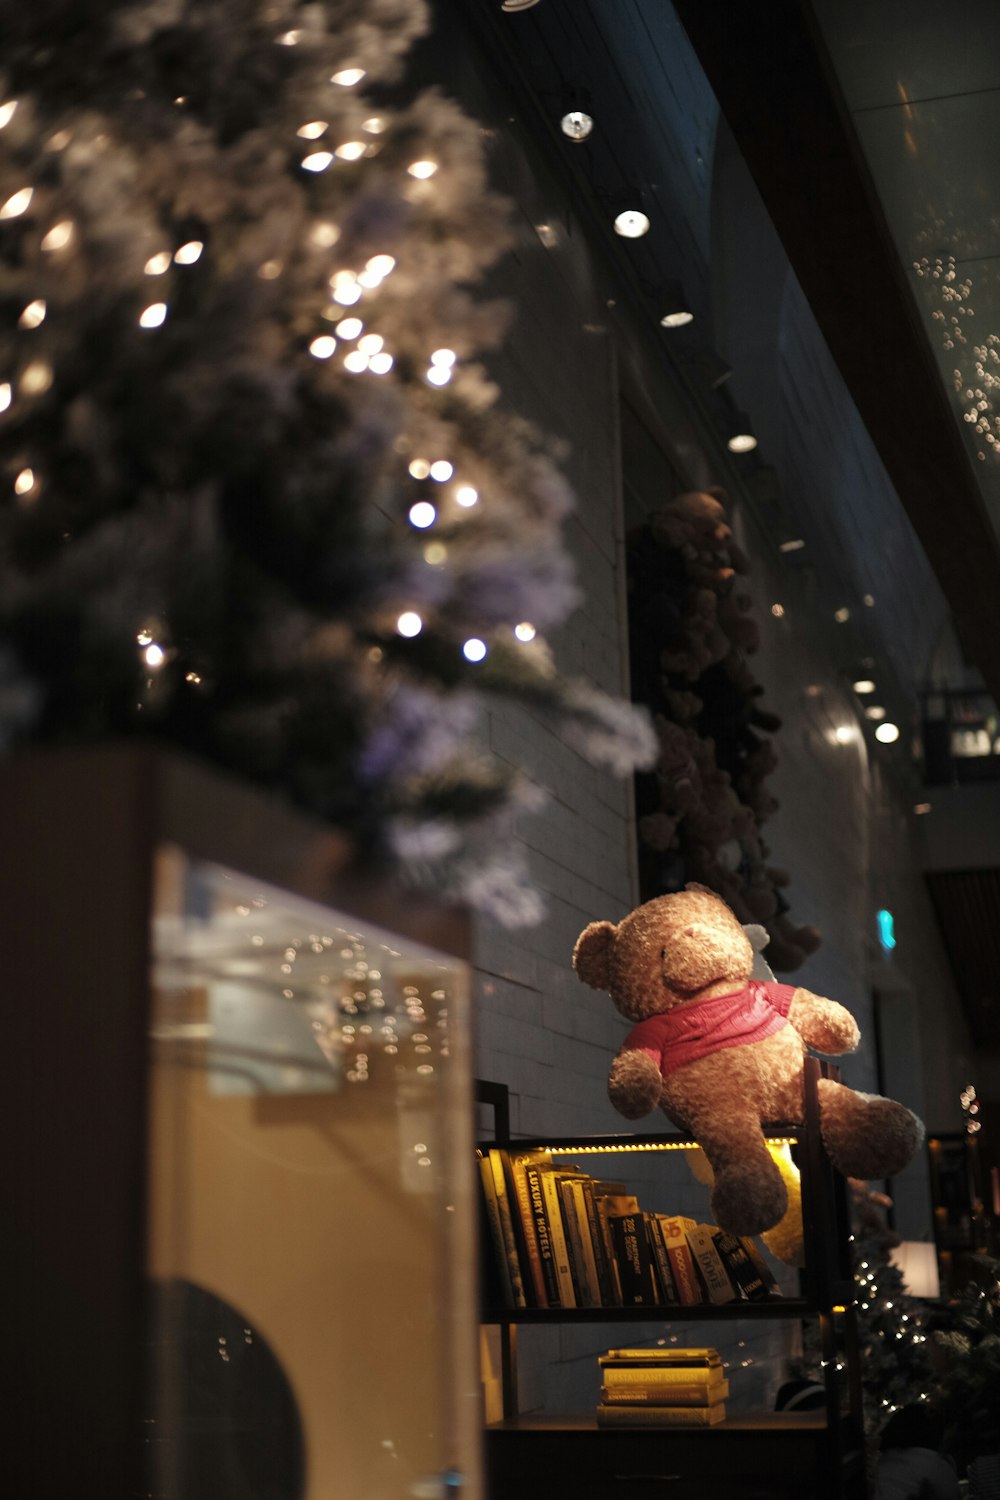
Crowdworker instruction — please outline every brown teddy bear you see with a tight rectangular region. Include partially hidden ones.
[572,883,923,1237]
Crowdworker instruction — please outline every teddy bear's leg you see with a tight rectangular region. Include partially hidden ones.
[695,1115,789,1237]
[817,1079,924,1179]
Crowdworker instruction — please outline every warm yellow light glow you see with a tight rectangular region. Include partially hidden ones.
[661,310,694,327]
[396,611,423,637]
[1,187,33,219]
[429,460,454,482]
[144,643,165,668]
[343,349,368,372]
[852,679,876,694]
[336,317,363,340]
[174,240,203,265]
[424,542,447,565]
[363,117,385,134]
[453,486,478,508]
[309,335,337,359]
[41,220,74,251]
[21,360,52,394]
[834,726,855,745]
[335,141,366,161]
[430,348,457,367]
[311,221,340,248]
[875,722,900,743]
[302,151,334,173]
[357,333,383,355]
[407,160,438,179]
[0,383,11,412]
[14,468,34,495]
[366,254,396,277]
[18,299,46,329]
[332,281,362,306]
[864,704,886,721]
[914,802,932,815]
[368,351,393,374]
[409,459,431,480]
[297,121,328,139]
[771,603,785,618]
[331,67,366,86]
[834,606,851,623]
[727,432,757,454]
[0,100,18,129]
[144,252,171,275]
[542,1136,799,1155]
[139,303,167,328]
[276,29,301,44]
[427,366,451,386]
[832,1305,847,1314]
[515,623,536,642]
[258,259,283,280]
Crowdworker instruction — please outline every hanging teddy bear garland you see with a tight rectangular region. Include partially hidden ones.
[628,488,820,970]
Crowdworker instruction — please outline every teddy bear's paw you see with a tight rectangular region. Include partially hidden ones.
[818,1082,924,1179]
[608,1051,663,1119]
[710,1163,788,1238]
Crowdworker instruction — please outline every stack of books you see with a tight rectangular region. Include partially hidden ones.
[476,1145,781,1310]
[595,1346,729,1427]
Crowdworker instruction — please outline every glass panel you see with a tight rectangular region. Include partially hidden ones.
[146,846,480,1500]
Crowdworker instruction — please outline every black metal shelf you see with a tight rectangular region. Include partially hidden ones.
[482,1297,814,1324]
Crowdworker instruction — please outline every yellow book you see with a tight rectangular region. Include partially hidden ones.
[601,1379,729,1406]
[596,1402,727,1427]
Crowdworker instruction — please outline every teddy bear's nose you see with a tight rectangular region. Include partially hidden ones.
[683,924,699,939]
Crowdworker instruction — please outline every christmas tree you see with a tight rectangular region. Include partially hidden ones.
[0,0,655,922]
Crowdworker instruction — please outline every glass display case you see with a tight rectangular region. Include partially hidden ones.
[5,745,481,1500]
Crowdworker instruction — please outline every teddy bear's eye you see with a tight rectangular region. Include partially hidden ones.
[660,947,666,960]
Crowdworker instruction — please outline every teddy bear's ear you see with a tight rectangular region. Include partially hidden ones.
[684,881,715,897]
[743,923,769,952]
[573,921,617,990]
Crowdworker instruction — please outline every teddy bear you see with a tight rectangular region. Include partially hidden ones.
[572,882,923,1237]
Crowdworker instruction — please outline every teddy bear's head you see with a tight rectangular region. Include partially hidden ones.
[573,883,754,1021]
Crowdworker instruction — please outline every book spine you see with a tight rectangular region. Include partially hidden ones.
[600,1364,722,1385]
[739,1235,781,1295]
[487,1149,526,1308]
[712,1229,768,1302]
[478,1154,514,1306]
[557,1176,589,1306]
[538,1168,577,1308]
[596,1403,726,1428]
[658,1215,700,1305]
[508,1155,548,1307]
[600,1380,729,1406]
[565,1178,602,1307]
[686,1224,738,1305]
[646,1215,677,1304]
[524,1164,561,1305]
[594,1198,625,1304]
[609,1214,658,1305]
[580,1180,615,1306]
[601,1347,720,1362]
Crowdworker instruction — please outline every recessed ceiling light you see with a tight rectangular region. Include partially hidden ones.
[875,722,900,743]
[560,109,593,142]
[779,538,806,553]
[727,430,757,454]
[613,208,650,238]
[852,679,876,694]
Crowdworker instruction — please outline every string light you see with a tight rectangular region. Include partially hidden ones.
[21,360,52,394]
[514,623,536,641]
[343,349,368,372]
[357,333,383,355]
[335,317,363,340]
[139,303,167,328]
[14,468,34,495]
[463,638,487,662]
[144,252,171,275]
[297,121,328,139]
[430,348,456,367]
[834,606,851,623]
[429,460,453,482]
[258,259,283,280]
[426,366,451,386]
[0,383,11,412]
[368,352,393,374]
[0,187,33,219]
[41,220,73,251]
[875,722,900,744]
[335,141,365,161]
[366,254,396,278]
[331,67,366,86]
[302,151,334,173]
[408,459,431,480]
[144,643,165,668]
[309,335,337,359]
[455,485,478,507]
[174,240,203,265]
[407,160,438,179]
[396,611,422,637]
[0,100,18,129]
[18,300,46,329]
[362,117,385,134]
[408,502,436,529]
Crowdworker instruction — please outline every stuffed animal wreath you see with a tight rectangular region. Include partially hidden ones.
[573,883,923,1237]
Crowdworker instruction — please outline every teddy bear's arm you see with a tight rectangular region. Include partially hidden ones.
[608,1046,663,1119]
[786,989,860,1055]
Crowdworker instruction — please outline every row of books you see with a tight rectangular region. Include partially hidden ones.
[477,1146,780,1309]
[596,1346,729,1427]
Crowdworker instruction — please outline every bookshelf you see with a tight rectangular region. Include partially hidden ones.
[477,1057,867,1500]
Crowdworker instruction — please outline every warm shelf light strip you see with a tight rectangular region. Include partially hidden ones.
[540,1137,798,1154]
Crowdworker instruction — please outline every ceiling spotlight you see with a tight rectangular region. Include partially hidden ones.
[852,679,876,694]
[779,538,806,553]
[875,722,900,744]
[614,205,650,238]
[658,278,694,327]
[726,413,757,454]
[560,109,593,143]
